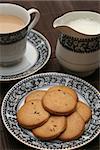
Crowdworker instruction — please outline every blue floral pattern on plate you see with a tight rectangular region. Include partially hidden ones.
[1,72,100,150]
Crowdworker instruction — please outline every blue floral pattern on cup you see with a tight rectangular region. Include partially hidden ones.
[0,27,27,44]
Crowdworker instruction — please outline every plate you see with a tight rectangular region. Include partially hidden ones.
[1,72,100,150]
[0,30,51,81]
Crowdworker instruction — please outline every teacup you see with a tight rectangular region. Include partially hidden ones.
[53,11,100,77]
[0,3,40,66]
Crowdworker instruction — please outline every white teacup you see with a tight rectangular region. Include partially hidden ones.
[0,3,40,66]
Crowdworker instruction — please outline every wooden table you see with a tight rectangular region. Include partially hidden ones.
[0,0,99,150]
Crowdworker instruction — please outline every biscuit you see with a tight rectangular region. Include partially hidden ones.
[76,101,92,123]
[32,116,66,140]
[59,112,85,141]
[17,100,50,129]
[48,85,78,101]
[25,90,46,103]
[42,90,77,115]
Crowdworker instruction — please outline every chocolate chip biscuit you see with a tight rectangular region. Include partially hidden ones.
[32,116,66,140]
[42,89,77,115]
[17,100,50,129]
[59,112,85,141]
[76,101,92,123]
[25,90,46,103]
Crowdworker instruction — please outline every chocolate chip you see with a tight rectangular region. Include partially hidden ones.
[58,89,61,91]
[34,111,40,114]
[50,129,53,132]
[50,128,55,132]
[51,120,54,122]
[53,125,57,127]
[63,92,66,95]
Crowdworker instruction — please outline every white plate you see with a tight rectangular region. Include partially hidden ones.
[0,30,51,81]
[1,72,100,150]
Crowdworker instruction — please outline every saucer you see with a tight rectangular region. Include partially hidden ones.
[0,30,51,81]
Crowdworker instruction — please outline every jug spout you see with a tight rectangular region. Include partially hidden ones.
[53,17,85,38]
[53,15,69,32]
[53,11,100,38]
[53,13,86,38]
[53,16,63,28]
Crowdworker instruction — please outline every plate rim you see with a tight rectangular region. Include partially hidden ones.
[1,72,100,150]
[0,30,51,82]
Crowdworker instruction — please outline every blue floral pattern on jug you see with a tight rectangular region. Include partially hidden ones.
[59,33,100,53]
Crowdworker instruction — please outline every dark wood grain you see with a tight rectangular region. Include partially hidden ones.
[0,0,100,150]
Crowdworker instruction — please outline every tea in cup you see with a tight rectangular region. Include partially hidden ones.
[0,3,40,66]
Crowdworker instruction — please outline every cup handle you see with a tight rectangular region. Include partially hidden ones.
[27,8,40,32]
